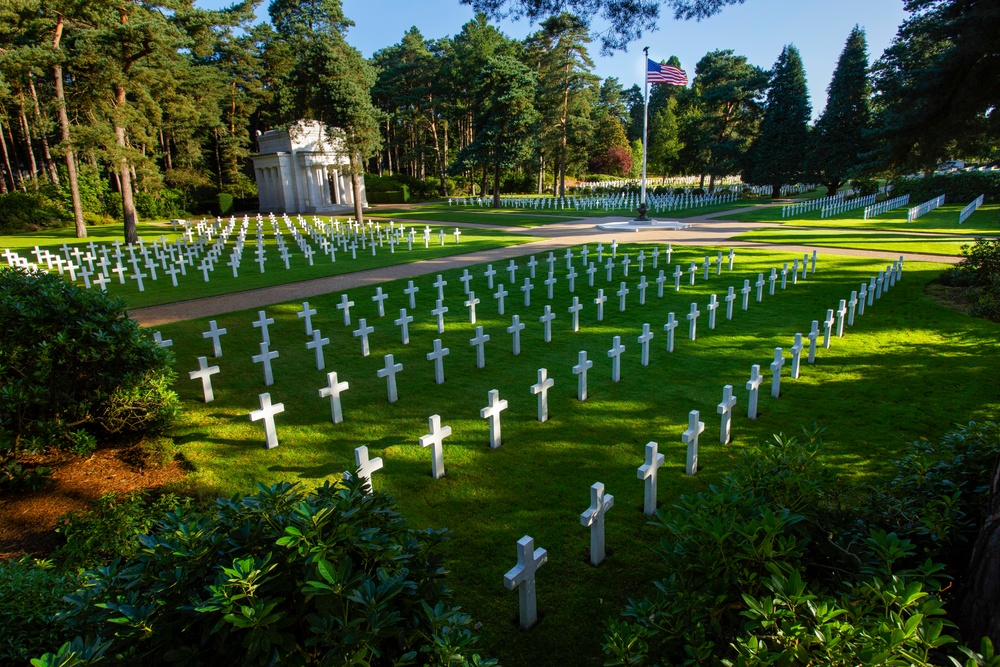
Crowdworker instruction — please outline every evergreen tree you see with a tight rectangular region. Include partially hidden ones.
[649,96,684,181]
[455,54,538,207]
[745,44,811,198]
[812,26,871,196]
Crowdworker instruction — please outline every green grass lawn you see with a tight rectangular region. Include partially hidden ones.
[1,222,537,309]
[732,227,972,256]
[726,201,1000,235]
[155,243,1000,666]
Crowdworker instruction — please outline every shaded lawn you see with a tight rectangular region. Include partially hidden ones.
[366,207,576,227]
[156,243,1000,666]
[2,224,537,309]
[732,228,971,256]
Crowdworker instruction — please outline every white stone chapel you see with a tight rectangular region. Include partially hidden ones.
[252,120,368,214]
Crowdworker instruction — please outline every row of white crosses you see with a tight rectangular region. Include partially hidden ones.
[504,258,910,630]
[7,215,468,296]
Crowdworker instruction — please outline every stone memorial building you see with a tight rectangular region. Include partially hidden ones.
[252,120,368,214]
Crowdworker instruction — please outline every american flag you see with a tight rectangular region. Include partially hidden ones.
[647,59,688,86]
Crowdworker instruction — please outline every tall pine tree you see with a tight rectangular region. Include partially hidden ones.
[813,26,871,196]
[745,44,811,198]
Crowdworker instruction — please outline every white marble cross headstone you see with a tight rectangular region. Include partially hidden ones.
[433,274,448,301]
[376,354,403,403]
[568,296,583,332]
[431,299,449,334]
[790,333,803,379]
[521,278,534,307]
[581,482,614,566]
[297,302,317,334]
[539,305,555,343]
[460,269,473,294]
[682,410,705,475]
[202,320,227,357]
[507,314,525,355]
[404,281,419,309]
[504,535,547,630]
[347,445,382,493]
[250,392,285,450]
[638,323,654,366]
[470,326,491,368]
[252,310,275,345]
[637,275,649,305]
[637,441,664,515]
[494,283,508,315]
[152,331,172,348]
[687,302,701,341]
[480,389,509,449]
[717,385,737,444]
[663,312,678,353]
[755,273,765,302]
[189,356,221,402]
[372,288,389,317]
[770,347,785,398]
[807,320,819,363]
[252,341,279,386]
[419,414,451,479]
[823,308,835,349]
[465,291,480,324]
[353,318,374,357]
[607,336,625,382]
[707,294,719,330]
[306,329,331,369]
[836,299,847,337]
[484,264,497,289]
[746,364,762,419]
[688,260,697,286]
[394,308,414,344]
[848,291,858,326]
[741,280,751,311]
[544,273,557,299]
[337,294,355,325]
[531,368,554,422]
[318,371,349,423]
[427,338,450,384]
[572,350,592,401]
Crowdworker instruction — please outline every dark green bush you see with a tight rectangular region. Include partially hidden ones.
[37,479,495,666]
[890,171,1000,205]
[367,189,409,204]
[216,192,234,215]
[54,491,191,568]
[602,422,1000,666]
[0,266,179,449]
[0,559,81,665]
[0,190,69,233]
[941,238,1000,321]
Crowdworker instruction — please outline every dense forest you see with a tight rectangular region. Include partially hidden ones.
[0,0,996,236]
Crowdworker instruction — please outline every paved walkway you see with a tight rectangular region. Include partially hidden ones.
[130,208,962,327]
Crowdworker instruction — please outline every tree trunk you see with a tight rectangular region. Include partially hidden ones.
[771,183,781,199]
[492,163,500,208]
[708,172,716,192]
[4,120,26,191]
[213,128,223,188]
[0,120,14,193]
[558,64,569,199]
[18,103,39,188]
[115,83,139,245]
[53,16,86,238]
[825,180,841,198]
[538,155,545,195]
[350,154,364,225]
[28,75,59,186]
[960,458,1000,648]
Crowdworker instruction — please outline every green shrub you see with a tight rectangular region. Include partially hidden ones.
[216,192,234,215]
[367,189,408,204]
[890,171,1000,204]
[0,190,69,233]
[941,238,1000,321]
[38,479,495,666]
[54,492,190,568]
[602,422,1000,666]
[0,266,179,450]
[0,558,81,665]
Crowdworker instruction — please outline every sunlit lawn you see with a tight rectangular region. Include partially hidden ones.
[156,242,1000,665]
[733,227,972,256]
[1,221,537,309]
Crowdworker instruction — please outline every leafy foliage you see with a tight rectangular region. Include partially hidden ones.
[0,189,71,233]
[36,479,495,666]
[603,421,1000,666]
[0,559,82,666]
[0,266,179,449]
[941,238,1000,321]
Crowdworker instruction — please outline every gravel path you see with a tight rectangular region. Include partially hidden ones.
[129,209,961,327]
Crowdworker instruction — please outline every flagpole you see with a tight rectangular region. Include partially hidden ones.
[637,46,650,222]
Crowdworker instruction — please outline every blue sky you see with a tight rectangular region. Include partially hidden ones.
[200,0,909,119]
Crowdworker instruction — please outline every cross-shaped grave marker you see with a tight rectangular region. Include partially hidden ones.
[249,392,285,450]
[807,320,820,363]
[581,482,614,566]
[470,326,491,368]
[673,265,683,291]
[638,442,665,515]
[296,302,317,335]
[306,329,331,370]
[790,333,804,379]
[707,294,719,330]
[433,274,448,301]
[376,354,403,403]
[318,371,350,423]
[531,368,555,422]
[848,291,858,326]
[152,331,172,349]
[431,299,449,334]
[617,282,629,312]
[682,410,705,476]
[484,264,497,289]
[527,255,539,279]
[352,318,374,357]
[607,336,626,382]
[252,341,279,386]
[717,385,737,444]
[507,259,518,284]
[494,283,508,315]
[688,260,697,286]
[656,270,666,298]
[394,308,414,344]
[687,302,701,341]
[836,299,848,337]
[372,288,389,317]
[769,268,777,296]
[347,445,382,493]
[568,297,583,332]
[480,389,509,449]
[573,350,593,401]
[638,323,654,366]
[460,269,473,294]
[663,312,678,353]
[504,536,548,630]
[337,294,355,325]
[521,278,534,307]
[202,320,227,357]
[427,338,450,384]
[594,288,607,321]
[770,347,785,398]
[741,280,751,311]
[637,275,649,305]
[823,308,835,349]
[539,306,556,343]
[465,291,480,324]
[188,356,221,402]
[586,262,597,287]
[544,273,557,299]
[746,364,763,419]
[508,314,525,355]
[419,414,451,479]
[404,281,419,309]
[756,273,766,302]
